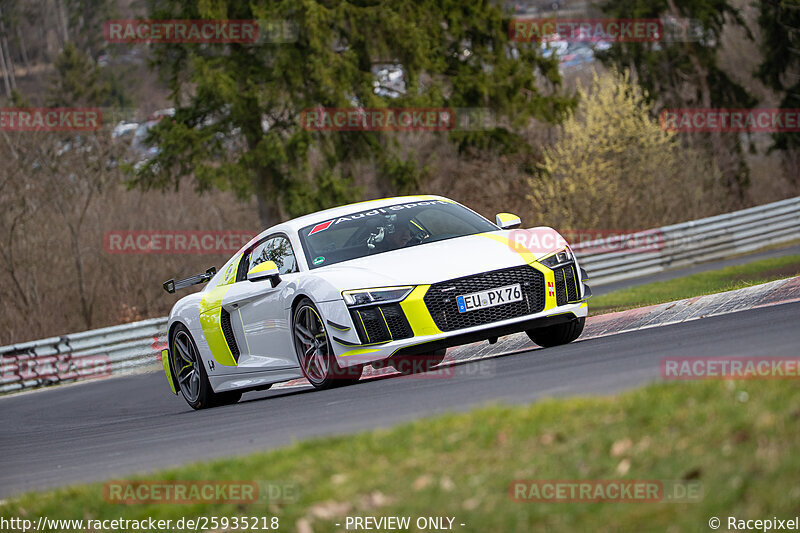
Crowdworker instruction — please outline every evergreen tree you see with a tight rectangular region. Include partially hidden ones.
[596,0,758,200]
[132,0,574,227]
[47,42,109,107]
[755,0,800,170]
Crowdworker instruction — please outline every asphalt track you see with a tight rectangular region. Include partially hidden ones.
[2,301,798,498]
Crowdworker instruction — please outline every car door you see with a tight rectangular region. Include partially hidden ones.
[221,234,299,371]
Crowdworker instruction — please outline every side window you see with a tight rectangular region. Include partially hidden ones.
[248,235,297,275]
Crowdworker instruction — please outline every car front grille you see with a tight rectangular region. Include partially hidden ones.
[423,266,546,332]
[350,304,413,344]
[553,263,580,305]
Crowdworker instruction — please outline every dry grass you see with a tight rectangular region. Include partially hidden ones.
[0,132,259,344]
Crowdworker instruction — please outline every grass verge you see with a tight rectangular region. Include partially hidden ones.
[2,379,798,532]
[590,254,800,315]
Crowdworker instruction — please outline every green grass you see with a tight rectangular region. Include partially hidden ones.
[590,254,800,315]
[3,379,799,532]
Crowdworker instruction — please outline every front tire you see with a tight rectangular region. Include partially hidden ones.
[293,298,363,389]
[171,324,241,409]
[526,317,585,348]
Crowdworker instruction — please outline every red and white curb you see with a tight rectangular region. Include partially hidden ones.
[581,275,800,340]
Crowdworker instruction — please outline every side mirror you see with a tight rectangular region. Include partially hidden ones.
[496,212,521,229]
[247,261,281,287]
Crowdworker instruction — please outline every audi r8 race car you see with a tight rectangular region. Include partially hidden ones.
[161,195,591,409]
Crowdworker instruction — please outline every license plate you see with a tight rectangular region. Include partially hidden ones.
[456,283,522,313]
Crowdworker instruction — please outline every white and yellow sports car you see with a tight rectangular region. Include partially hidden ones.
[161,195,590,409]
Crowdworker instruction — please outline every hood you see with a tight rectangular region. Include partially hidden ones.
[310,229,563,291]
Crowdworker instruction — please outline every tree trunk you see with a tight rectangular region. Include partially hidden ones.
[666,0,743,200]
[69,188,96,330]
[16,27,29,71]
[0,6,15,89]
[0,39,11,98]
[256,190,277,229]
[58,0,69,45]
[243,99,281,229]
[4,211,31,308]
[3,36,16,89]
[70,225,93,329]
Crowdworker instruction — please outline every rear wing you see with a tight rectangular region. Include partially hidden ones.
[162,267,217,294]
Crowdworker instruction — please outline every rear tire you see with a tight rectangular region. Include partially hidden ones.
[526,317,585,348]
[171,324,241,409]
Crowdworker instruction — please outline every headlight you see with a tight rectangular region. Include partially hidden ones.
[342,286,413,307]
[539,247,574,268]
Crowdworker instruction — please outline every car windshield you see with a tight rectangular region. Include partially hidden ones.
[298,199,497,269]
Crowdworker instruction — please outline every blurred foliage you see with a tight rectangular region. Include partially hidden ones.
[756,0,800,155]
[46,42,131,109]
[596,0,756,109]
[0,130,260,344]
[63,0,119,58]
[47,42,109,106]
[596,0,758,200]
[131,0,575,226]
[530,70,728,229]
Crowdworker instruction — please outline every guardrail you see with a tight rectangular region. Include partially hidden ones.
[0,317,167,393]
[2,196,799,394]
[572,196,800,286]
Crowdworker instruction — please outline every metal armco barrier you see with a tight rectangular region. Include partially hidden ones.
[572,196,800,285]
[0,317,167,393]
[1,196,799,394]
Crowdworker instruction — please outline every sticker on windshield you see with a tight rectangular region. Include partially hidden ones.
[308,220,334,236]
[305,200,448,236]
[313,256,325,265]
